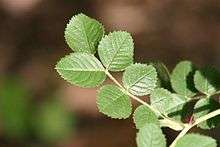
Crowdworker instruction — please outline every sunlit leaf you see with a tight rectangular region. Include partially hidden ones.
[133,105,159,129]
[176,133,217,147]
[65,13,104,53]
[150,88,187,115]
[123,63,157,96]
[98,31,134,71]
[55,53,106,87]
[97,85,132,119]
[136,123,166,147]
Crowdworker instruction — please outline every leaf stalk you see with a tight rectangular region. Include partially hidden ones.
[170,109,220,147]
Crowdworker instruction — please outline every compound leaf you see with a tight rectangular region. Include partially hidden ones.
[176,133,217,147]
[150,88,187,115]
[123,63,157,96]
[55,53,106,87]
[97,85,132,119]
[98,31,134,71]
[133,105,159,129]
[193,98,220,129]
[171,61,197,97]
[136,123,166,147]
[194,67,220,96]
[65,13,104,54]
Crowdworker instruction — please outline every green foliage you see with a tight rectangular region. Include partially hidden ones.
[97,85,132,119]
[133,105,159,129]
[175,134,217,147]
[171,61,197,97]
[193,98,220,129]
[168,99,196,123]
[56,53,106,87]
[194,67,220,96]
[0,77,30,138]
[33,101,73,142]
[98,31,134,71]
[150,88,187,115]
[122,63,157,96]
[151,62,171,90]
[136,123,166,147]
[65,13,104,54]
[56,13,220,147]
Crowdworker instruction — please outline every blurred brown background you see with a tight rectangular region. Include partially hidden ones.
[0,0,220,147]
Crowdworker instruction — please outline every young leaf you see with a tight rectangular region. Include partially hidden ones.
[65,13,104,54]
[194,67,220,96]
[136,123,166,147]
[193,98,220,129]
[171,61,197,97]
[122,63,157,96]
[97,85,132,119]
[55,53,106,87]
[133,105,159,129]
[98,31,134,71]
[150,88,187,115]
[151,62,172,90]
[175,133,217,147]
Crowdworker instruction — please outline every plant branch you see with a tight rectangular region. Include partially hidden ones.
[170,109,220,147]
[105,70,124,89]
[193,109,220,127]
[214,90,220,95]
[105,70,163,117]
[105,70,184,130]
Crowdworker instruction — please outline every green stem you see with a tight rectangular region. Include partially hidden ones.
[105,70,123,89]
[170,109,220,147]
[105,70,184,130]
[105,70,162,116]
[213,90,220,95]
[193,109,220,127]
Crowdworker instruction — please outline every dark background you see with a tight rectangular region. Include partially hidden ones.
[0,0,220,146]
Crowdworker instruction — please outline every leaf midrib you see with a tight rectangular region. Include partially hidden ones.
[81,18,92,53]
[128,68,154,90]
[56,68,105,72]
[106,35,129,69]
[102,93,125,112]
